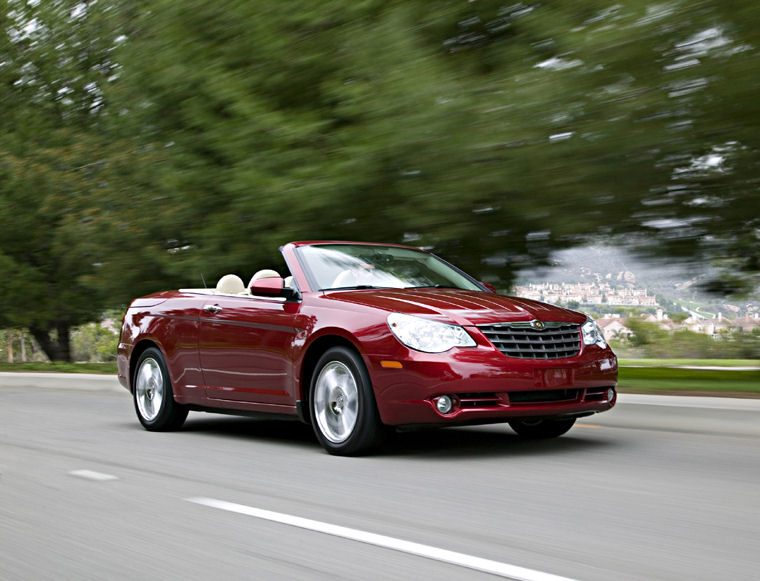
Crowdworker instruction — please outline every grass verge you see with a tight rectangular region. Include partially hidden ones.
[0,362,118,374]
[619,358,758,368]
[618,365,760,396]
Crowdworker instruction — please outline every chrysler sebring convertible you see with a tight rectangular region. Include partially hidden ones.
[118,241,617,455]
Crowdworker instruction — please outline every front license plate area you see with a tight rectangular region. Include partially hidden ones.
[541,368,573,388]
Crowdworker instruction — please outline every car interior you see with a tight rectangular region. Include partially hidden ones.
[180,270,294,297]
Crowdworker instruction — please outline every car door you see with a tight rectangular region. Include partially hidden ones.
[198,293,302,406]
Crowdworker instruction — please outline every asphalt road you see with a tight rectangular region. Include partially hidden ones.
[1,379,759,581]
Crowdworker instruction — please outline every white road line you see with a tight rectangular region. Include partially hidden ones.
[186,497,579,581]
[69,469,118,482]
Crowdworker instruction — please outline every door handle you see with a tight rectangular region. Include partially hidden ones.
[203,304,222,314]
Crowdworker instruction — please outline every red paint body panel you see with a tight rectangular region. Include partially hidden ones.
[198,294,301,405]
[118,242,617,429]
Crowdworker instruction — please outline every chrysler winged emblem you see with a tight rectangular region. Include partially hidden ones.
[531,320,545,330]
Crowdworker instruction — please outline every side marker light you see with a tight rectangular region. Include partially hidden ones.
[380,360,403,369]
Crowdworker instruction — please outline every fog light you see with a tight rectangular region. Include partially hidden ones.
[607,388,615,401]
[435,395,453,414]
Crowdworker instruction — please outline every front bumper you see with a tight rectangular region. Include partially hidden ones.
[368,342,618,427]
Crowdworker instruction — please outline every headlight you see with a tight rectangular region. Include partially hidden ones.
[387,313,476,353]
[582,317,607,349]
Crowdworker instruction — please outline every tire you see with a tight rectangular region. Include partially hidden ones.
[133,347,188,431]
[309,346,384,456]
[508,417,576,439]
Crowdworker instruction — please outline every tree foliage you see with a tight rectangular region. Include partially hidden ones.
[2,0,760,359]
[106,0,760,289]
[71,321,119,363]
[0,0,136,359]
[619,319,760,359]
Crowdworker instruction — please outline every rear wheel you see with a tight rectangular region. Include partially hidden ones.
[508,417,576,438]
[310,346,384,455]
[133,347,188,431]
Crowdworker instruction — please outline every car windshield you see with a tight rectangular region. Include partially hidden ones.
[296,244,484,292]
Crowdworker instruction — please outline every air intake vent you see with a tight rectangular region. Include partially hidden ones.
[508,388,581,404]
[478,321,580,359]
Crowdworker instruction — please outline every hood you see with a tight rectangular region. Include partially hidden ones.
[323,288,585,326]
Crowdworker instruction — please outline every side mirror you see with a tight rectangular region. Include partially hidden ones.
[250,277,299,300]
[481,282,497,293]
[250,276,285,296]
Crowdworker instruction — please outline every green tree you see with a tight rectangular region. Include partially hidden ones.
[71,322,119,363]
[0,1,141,360]
[626,318,669,349]
[108,1,760,292]
[669,312,690,324]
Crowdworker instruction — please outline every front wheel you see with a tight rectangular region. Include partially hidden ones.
[133,347,188,431]
[508,417,576,439]
[310,346,384,455]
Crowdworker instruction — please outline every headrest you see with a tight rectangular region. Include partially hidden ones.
[216,274,245,294]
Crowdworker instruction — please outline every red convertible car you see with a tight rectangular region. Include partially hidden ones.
[118,241,617,455]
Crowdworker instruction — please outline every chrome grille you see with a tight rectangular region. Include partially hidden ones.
[478,321,580,359]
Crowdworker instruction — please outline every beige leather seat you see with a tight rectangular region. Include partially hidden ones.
[216,274,245,294]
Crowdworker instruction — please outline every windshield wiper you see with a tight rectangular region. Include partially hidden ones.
[321,285,386,291]
[407,284,459,289]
